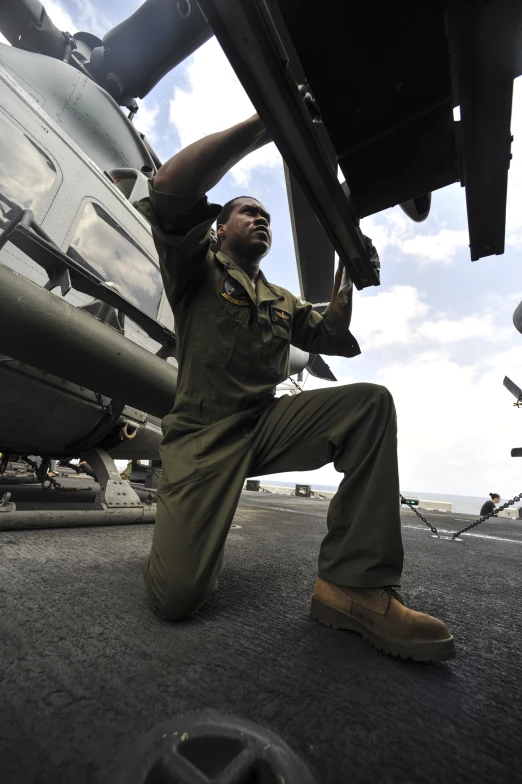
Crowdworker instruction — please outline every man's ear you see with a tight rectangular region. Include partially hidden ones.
[216,223,225,238]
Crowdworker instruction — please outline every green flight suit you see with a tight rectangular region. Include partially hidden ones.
[134,184,403,621]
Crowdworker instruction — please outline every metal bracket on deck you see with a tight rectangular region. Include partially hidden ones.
[432,534,463,542]
[81,448,142,508]
[0,492,14,513]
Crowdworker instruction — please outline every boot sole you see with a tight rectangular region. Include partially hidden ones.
[310,597,456,663]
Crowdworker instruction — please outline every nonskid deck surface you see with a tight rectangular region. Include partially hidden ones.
[0,487,520,783]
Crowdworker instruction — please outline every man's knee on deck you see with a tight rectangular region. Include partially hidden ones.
[144,565,211,622]
[150,581,208,622]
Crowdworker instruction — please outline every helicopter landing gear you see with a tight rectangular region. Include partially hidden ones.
[0,448,156,531]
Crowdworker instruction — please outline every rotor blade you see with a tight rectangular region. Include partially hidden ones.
[87,0,211,102]
[284,163,335,306]
[306,355,337,382]
[0,0,68,59]
[504,376,522,401]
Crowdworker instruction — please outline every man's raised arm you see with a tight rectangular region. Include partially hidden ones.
[154,114,270,196]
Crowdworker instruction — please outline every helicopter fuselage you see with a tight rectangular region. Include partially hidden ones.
[0,42,309,463]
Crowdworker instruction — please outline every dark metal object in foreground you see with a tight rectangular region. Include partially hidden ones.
[104,712,316,784]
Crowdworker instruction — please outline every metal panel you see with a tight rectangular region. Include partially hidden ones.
[447,0,522,260]
[277,0,457,219]
[284,163,335,305]
[0,43,155,174]
[198,0,378,290]
[0,361,106,454]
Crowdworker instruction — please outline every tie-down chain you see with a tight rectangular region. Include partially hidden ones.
[400,493,522,540]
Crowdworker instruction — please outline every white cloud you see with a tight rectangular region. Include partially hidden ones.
[44,0,77,34]
[362,210,470,266]
[352,286,512,350]
[262,288,522,495]
[401,228,469,264]
[378,354,522,496]
[418,313,512,344]
[45,0,112,37]
[168,38,281,186]
[135,100,160,143]
[355,285,429,349]
[483,345,522,376]
[506,230,522,249]
[264,347,522,497]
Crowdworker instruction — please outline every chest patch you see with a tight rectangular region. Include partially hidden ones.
[271,306,293,327]
[221,276,250,306]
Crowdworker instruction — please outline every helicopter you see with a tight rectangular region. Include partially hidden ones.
[0,0,521,529]
[0,0,319,522]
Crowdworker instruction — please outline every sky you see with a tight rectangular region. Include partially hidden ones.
[3,0,522,498]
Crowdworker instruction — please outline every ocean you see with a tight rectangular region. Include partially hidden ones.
[260,480,492,516]
[400,491,491,516]
[113,465,498,516]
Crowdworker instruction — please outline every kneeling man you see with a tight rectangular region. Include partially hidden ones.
[135,111,455,662]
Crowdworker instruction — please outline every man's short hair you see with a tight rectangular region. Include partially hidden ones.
[215,196,252,230]
[214,196,252,250]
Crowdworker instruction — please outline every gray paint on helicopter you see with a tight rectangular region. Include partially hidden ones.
[0,39,309,460]
[0,42,168,349]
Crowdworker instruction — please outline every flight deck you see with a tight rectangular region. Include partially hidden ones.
[0,487,520,783]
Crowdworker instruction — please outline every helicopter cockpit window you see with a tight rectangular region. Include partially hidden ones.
[67,202,163,318]
[0,112,57,228]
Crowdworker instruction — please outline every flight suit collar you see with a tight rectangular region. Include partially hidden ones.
[256,272,284,306]
[215,251,282,305]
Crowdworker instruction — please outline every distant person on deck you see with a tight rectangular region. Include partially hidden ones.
[480,493,501,516]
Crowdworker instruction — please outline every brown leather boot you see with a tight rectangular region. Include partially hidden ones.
[311,578,455,662]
